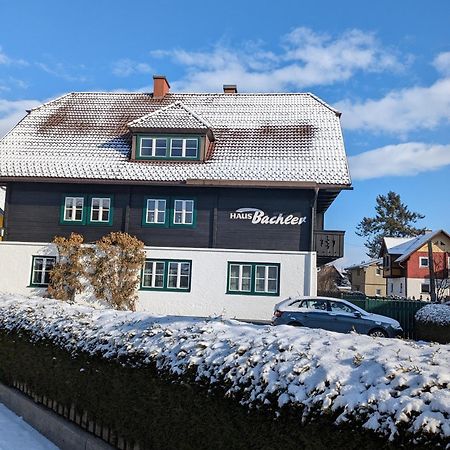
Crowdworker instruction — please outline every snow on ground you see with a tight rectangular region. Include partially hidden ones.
[0,293,449,445]
[416,304,450,326]
[0,403,58,450]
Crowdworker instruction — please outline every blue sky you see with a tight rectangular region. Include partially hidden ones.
[0,0,449,266]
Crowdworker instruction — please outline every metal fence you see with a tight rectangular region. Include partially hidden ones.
[344,297,428,339]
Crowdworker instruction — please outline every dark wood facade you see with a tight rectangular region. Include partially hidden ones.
[4,182,319,252]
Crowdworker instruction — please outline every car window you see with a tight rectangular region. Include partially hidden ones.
[300,300,328,311]
[329,301,356,314]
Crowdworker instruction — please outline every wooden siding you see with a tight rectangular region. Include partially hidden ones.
[5,182,314,251]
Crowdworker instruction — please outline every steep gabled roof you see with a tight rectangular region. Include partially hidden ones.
[383,237,415,254]
[127,101,212,131]
[382,230,450,262]
[0,92,351,187]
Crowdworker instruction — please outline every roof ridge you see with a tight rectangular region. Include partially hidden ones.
[307,93,341,116]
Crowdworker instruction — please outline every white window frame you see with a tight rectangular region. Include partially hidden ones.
[64,196,84,222]
[376,288,382,296]
[139,137,167,158]
[255,264,279,293]
[142,260,166,289]
[376,267,382,276]
[145,199,167,224]
[419,257,429,268]
[421,282,430,294]
[167,261,191,290]
[170,138,198,158]
[173,199,194,225]
[228,264,252,293]
[31,256,55,286]
[90,197,111,223]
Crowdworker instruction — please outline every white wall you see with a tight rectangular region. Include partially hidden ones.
[386,277,448,301]
[0,242,316,321]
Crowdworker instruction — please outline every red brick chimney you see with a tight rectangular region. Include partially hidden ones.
[153,75,170,98]
[223,84,237,94]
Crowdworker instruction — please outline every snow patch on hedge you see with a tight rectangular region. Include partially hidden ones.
[0,294,449,445]
[416,304,450,326]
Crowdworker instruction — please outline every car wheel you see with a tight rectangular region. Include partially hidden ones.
[368,328,388,338]
[287,321,303,327]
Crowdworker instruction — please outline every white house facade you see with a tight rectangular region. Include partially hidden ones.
[0,76,351,320]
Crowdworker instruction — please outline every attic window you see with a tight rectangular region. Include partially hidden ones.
[136,135,200,161]
[141,138,167,157]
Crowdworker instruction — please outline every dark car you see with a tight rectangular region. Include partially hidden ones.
[272,297,403,338]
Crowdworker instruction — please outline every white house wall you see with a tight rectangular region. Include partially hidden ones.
[0,242,316,321]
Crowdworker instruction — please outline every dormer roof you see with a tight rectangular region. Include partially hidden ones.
[127,101,212,133]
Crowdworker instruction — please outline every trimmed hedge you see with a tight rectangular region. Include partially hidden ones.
[0,330,407,450]
[415,304,450,344]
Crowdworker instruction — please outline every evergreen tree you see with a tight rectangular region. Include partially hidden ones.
[356,191,425,257]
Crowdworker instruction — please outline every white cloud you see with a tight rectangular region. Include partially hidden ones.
[433,51,450,75]
[35,62,88,82]
[151,27,404,92]
[337,77,450,134]
[0,99,42,138]
[349,142,450,180]
[0,46,28,66]
[112,59,153,77]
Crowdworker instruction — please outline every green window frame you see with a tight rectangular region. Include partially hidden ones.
[226,262,280,296]
[136,134,201,161]
[142,198,169,227]
[171,198,195,227]
[60,195,86,224]
[87,195,114,226]
[60,194,114,226]
[142,197,196,228]
[140,259,192,292]
[29,255,56,287]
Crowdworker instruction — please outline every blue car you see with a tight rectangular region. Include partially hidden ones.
[272,297,403,338]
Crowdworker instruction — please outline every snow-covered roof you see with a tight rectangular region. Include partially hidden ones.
[127,101,212,131]
[383,237,413,253]
[383,230,450,262]
[345,258,383,270]
[0,92,351,187]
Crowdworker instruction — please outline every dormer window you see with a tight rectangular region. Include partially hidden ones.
[127,101,214,163]
[140,138,167,157]
[170,138,198,158]
[136,135,200,161]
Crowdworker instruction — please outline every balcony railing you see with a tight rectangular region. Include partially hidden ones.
[314,230,345,260]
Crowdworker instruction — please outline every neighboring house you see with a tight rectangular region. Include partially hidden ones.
[0,76,351,319]
[345,258,386,297]
[380,230,450,301]
[317,263,350,294]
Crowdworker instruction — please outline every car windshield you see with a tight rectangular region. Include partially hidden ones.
[329,301,357,314]
[300,300,328,311]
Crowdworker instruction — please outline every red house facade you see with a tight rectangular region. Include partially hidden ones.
[380,230,450,301]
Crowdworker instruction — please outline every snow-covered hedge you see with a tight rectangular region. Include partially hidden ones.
[416,304,450,327]
[0,294,449,445]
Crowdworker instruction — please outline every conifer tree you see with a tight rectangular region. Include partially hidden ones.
[356,191,425,257]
